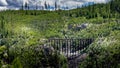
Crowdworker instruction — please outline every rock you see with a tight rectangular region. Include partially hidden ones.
[76,53,88,62]
[68,53,88,68]
[68,24,73,29]
[41,44,55,55]
[75,23,88,31]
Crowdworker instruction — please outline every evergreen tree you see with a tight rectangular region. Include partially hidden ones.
[28,4,30,10]
[21,4,24,10]
[25,2,28,10]
[44,1,47,10]
[36,4,38,10]
[92,5,95,18]
[55,1,57,10]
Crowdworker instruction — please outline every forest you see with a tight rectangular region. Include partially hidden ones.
[0,0,120,68]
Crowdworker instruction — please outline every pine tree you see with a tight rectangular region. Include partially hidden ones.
[25,2,28,10]
[36,4,38,10]
[28,4,29,10]
[55,1,57,10]
[44,1,47,10]
[21,4,24,10]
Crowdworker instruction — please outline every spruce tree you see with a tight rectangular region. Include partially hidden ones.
[25,2,28,10]
[55,1,57,10]
[44,1,47,10]
[36,4,38,10]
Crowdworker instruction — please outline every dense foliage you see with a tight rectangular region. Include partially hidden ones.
[0,0,120,68]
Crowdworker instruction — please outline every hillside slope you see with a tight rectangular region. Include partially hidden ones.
[0,0,120,67]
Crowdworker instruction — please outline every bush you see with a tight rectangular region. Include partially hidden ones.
[9,45,67,68]
[11,57,23,68]
[79,38,120,68]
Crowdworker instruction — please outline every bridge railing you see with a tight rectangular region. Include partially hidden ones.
[45,38,94,68]
[47,38,94,58]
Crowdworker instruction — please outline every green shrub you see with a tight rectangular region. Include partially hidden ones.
[79,38,120,68]
[11,57,23,68]
[9,45,68,68]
